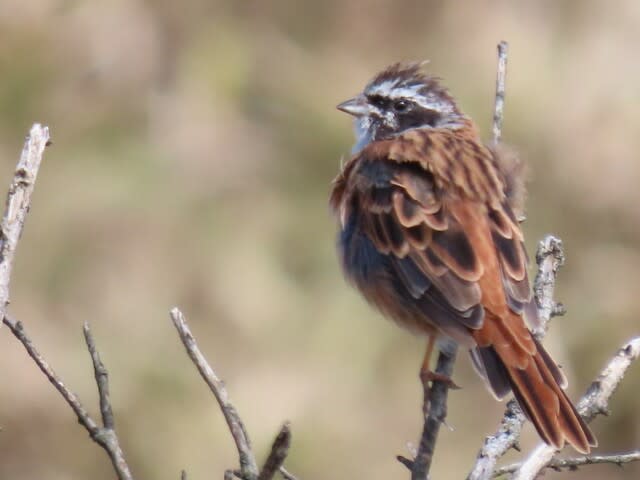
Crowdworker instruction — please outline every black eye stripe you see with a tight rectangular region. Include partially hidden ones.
[366,94,389,109]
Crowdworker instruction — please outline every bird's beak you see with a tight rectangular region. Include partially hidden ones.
[337,95,369,117]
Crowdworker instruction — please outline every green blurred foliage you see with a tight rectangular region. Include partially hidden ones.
[0,1,639,478]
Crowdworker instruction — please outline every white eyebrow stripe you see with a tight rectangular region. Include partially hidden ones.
[388,87,425,99]
[368,80,423,97]
[367,83,423,99]
[366,80,397,96]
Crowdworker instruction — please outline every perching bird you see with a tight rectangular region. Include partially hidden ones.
[330,62,596,453]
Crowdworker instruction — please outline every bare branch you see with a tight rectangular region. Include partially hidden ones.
[532,235,566,338]
[170,307,260,479]
[493,450,640,477]
[466,399,525,480]
[81,323,132,479]
[2,316,133,480]
[84,322,115,429]
[510,336,640,480]
[467,235,565,480]
[0,124,50,327]
[279,466,299,480]
[3,316,99,431]
[492,41,508,144]
[578,336,640,422]
[258,423,292,480]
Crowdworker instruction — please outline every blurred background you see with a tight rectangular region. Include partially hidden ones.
[1,1,639,478]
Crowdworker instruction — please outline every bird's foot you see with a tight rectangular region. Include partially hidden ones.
[419,369,460,390]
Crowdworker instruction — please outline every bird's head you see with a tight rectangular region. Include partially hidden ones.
[338,62,465,153]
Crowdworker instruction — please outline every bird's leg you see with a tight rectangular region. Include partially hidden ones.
[419,335,460,387]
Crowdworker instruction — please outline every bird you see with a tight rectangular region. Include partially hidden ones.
[329,62,596,453]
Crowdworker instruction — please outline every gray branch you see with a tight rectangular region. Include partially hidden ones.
[258,423,292,480]
[0,124,50,327]
[170,307,260,479]
[492,41,508,145]
[3,316,133,480]
[467,235,565,480]
[170,307,298,480]
[494,450,640,477]
[532,236,566,338]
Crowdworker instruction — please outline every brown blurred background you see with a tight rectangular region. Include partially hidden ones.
[1,1,639,478]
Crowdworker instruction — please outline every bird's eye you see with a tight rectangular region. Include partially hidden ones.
[393,100,410,112]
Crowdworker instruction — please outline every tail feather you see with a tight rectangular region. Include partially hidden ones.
[473,313,597,453]
[530,346,596,451]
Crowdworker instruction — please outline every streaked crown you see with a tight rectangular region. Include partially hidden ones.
[338,62,465,153]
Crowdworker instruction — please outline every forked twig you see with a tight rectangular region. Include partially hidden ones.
[170,307,297,480]
[170,307,259,479]
[3,316,133,480]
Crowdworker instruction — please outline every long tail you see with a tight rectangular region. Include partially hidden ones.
[472,313,597,453]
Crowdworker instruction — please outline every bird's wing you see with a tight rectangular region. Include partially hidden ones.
[338,128,533,344]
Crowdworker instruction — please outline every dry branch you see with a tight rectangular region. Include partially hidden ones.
[3,316,134,480]
[170,307,297,480]
[0,124,50,326]
[258,422,292,480]
[494,449,640,477]
[492,41,508,145]
[170,307,259,479]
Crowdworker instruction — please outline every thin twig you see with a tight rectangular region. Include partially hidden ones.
[467,235,565,480]
[82,323,133,480]
[510,336,640,480]
[2,316,133,480]
[0,124,50,327]
[84,322,115,429]
[493,450,640,477]
[170,307,260,479]
[279,466,299,480]
[492,41,508,145]
[3,316,99,431]
[258,423,292,480]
